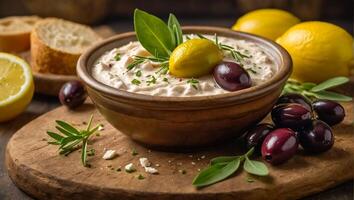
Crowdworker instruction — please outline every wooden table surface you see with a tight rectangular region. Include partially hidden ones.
[0,19,353,200]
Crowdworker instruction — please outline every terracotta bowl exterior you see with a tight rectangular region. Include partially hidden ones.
[77,26,292,148]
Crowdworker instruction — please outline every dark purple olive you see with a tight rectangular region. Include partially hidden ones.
[244,123,274,153]
[276,93,312,111]
[271,103,312,131]
[261,128,299,165]
[298,120,334,153]
[59,81,87,109]
[213,61,251,91]
[312,100,345,126]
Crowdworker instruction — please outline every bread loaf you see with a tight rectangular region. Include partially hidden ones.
[0,16,40,53]
[31,18,101,75]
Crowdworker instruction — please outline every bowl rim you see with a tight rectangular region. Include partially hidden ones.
[77,26,292,104]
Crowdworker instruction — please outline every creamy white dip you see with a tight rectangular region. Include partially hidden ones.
[92,35,276,97]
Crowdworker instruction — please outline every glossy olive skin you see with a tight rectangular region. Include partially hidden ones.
[59,81,87,109]
[213,61,252,91]
[312,100,345,126]
[244,123,274,153]
[271,103,312,131]
[261,128,299,165]
[298,120,334,153]
[276,93,312,111]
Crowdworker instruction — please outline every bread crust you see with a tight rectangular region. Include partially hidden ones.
[31,30,80,75]
[30,18,100,75]
[0,16,41,53]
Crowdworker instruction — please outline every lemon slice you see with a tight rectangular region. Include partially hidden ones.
[0,53,34,122]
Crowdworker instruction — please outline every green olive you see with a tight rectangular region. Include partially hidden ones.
[169,38,223,78]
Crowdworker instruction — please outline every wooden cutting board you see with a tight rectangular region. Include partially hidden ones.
[5,102,354,200]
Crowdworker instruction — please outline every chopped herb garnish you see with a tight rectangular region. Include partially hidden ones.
[247,68,257,74]
[46,115,102,167]
[131,79,141,86]
[187,78,199,90]
[135,70,142,77]
[125,168,136,173]
[163,77,169,83]
[114,53,121,61]
[137,174,145,180]
[87,149,95,156]
[132,149,139,156]
[146,75,157,86]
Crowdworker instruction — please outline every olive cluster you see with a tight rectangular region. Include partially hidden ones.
[244,93,345,165]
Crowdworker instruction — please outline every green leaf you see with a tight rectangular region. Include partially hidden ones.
[47,131,64,141]
[301,82,316,90]
[59,140,81,155]
[86,114,94,131]
[210,156,242,165]
[56,120,80,135]
[168,13,183,47]
[243,157,269,176]
[81,139,88,167]
[313,90,352,102]
[55,126,74,137]
[60,136,82,149]
[48,141,60,145]
[134,9,173,58]
[87,125,101,137]
[193,158,241,187]
[310,77,349,92]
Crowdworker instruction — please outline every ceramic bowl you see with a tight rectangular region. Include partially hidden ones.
[77,26,292,148]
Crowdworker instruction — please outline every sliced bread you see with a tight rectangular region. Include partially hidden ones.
[31,18,101,75]
[0,16,41,53]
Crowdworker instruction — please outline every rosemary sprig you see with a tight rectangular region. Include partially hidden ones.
[196,34,250,63]
[155,62,169,75]
[47,115,102,167]
[283,77,352,102]
[127,55,168,71]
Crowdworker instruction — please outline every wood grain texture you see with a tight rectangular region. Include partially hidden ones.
[5,101,354,200]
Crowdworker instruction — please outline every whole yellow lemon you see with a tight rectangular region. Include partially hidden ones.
[169,39,223,78]
[232,9,300,40]
[276,21,353,83]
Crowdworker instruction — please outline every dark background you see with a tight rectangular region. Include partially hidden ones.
[0,0,353,34]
